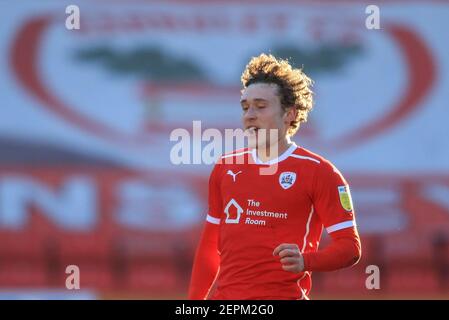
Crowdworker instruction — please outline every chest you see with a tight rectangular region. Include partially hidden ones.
[219,164,313,227]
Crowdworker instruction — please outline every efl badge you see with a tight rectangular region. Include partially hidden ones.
[279,172,296,190]
[338,185,353,211]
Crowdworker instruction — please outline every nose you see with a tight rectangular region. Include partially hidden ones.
[243,106,257,121]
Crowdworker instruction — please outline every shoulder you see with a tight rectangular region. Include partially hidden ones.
[290,147,322,165]
[219,148,251,159]
[209,148,251,177]
[216,148,252,164]
[292,146,342,176]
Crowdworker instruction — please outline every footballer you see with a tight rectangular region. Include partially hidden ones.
[188,54,362,300]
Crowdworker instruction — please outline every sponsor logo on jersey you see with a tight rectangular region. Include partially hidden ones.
[279,172,297,189]
[226,170,242,182]
[338,185,353,211]
[224,198,243,223]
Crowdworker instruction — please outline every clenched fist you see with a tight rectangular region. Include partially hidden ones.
[273,243,305,273]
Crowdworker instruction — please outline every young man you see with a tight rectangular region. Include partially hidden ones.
[188,54,361,300]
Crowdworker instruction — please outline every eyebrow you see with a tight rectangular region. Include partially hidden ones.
[240,98,269,104]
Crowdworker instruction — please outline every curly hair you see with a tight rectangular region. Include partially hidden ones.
[241,53,314,136]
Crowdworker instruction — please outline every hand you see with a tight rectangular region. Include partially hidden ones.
[273,243,305,273]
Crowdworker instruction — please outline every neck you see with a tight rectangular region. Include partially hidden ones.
[256,136,293,163]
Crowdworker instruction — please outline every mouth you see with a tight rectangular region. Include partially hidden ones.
[245,126,259,134]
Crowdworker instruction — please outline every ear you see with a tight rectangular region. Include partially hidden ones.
[283,107,297,124]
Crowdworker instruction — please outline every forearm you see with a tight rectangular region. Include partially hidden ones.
[188,222,220,300]
[302,227,361,272]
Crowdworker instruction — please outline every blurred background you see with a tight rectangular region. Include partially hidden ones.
[0,0,448,299]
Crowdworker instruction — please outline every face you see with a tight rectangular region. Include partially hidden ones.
[240,83,295,149]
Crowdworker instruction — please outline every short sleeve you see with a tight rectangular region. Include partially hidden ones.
[206,163,223,225]
[312,161,357,234]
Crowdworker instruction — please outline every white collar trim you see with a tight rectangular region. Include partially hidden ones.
[251,142,298,165]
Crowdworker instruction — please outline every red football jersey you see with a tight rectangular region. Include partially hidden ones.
[206,143,357,300]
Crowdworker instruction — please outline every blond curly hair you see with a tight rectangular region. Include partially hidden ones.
[241,53,314,136]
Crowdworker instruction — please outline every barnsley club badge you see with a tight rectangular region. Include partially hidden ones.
[279,172,296,190]
[338,185,354,212]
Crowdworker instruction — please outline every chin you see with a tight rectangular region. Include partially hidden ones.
[256,136,271,150]
[248,141,258,149]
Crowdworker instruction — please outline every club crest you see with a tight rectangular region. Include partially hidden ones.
[279,172,296,189]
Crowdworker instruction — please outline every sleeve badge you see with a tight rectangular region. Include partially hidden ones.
[338,185,354,212]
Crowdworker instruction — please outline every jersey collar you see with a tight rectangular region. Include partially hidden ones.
[251,142,298,165]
